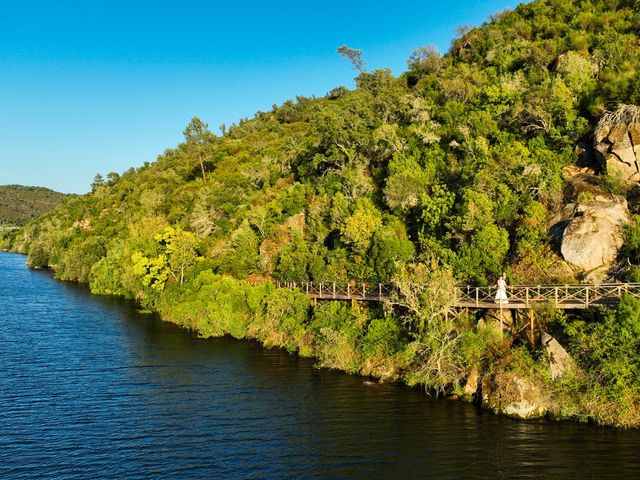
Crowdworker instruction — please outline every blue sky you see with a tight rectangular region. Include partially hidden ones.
[0,1,521,193]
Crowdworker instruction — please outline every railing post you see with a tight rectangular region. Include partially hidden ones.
[306,282,309,295]
[378,283,382,300]
[525,287,529,306]
[319,283,323,297]
[362,283,366,298]
[555,287,558,308]
[347,284,350,298]
[333,282,336,299]
[475,288,479,308]
[586,286,590,307]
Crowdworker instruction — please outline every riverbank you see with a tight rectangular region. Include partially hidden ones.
[5,249,639,428]
[77,257,640,428]
[6,249,640,478]
[157,271,640,428]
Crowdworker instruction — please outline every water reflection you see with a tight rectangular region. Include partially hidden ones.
[0,252,638,479]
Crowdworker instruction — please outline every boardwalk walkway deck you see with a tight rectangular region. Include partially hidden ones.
[275,281,640,310]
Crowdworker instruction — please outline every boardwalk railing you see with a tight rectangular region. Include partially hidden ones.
[275,281,640,310]
[456,283,640,309]
[276,281,395,301]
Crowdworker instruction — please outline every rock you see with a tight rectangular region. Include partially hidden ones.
[584,265,612,283]
[561,171,611,201]
[72,217,92,231]
[481,369,549,419]
[461,368,479,399]
[541,331,574,380]
[559,197,628,271]
[552,174,629,272]
[594,105,640,182]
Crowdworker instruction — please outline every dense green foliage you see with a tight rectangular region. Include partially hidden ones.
[551,295,640,426]
[8,0,640,427]
[0,185,68,227]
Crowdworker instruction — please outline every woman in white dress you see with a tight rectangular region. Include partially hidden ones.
[495,273,508,304]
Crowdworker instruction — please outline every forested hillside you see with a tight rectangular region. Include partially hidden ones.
[0,185,68,226]
[5,0,640,427]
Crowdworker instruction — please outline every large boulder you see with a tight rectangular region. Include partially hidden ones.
[594,105,640,182]
[552,174,629,273]
[559,198,628,271]
[541,331,574,380]
[481,369,549,419]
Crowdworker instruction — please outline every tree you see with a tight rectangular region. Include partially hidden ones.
[407,45,443,78]
[341,199,382,252]
[389,262,464,394]
[183,117,214,182]
[91,174,104,192]
[390,262,458,332]
[337,45,365,73]
[132,226,201,289]
[106,172,120,184]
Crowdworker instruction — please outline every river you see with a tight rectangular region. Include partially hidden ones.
[1,251,639,479]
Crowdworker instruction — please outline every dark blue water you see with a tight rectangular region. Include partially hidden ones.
[1,252,639,479]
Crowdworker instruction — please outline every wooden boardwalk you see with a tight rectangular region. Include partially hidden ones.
[275,281,640,310]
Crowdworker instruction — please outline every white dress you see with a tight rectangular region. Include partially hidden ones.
[495,278,508,304]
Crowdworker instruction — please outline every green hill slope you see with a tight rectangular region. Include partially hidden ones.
[0,185,69,226]
[8,0,640,427]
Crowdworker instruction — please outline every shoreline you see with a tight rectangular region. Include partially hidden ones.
[3,250,634,429]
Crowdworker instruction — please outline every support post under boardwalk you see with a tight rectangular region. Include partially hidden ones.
[529,309,535,344]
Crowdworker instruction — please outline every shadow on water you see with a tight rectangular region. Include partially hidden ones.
[1,252,639,479]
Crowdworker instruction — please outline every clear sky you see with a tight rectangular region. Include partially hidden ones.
[0,0,521,194]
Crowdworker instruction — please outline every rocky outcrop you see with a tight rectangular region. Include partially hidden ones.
[594,105,640,182]
[461,368,480,399]
[481,369,549,419]
[559,197,628,272]
[552,174,629,273]
[541,331,574,380]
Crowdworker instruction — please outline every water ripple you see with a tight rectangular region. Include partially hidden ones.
[1,252,639,479]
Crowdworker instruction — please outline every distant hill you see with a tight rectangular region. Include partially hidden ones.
[0,185,69,226]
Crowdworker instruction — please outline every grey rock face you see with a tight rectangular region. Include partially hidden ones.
[481,370,549,419]
[541,331,574,380]
[559,196,628,271]
[552,174,629,273]
[594,105,640,182]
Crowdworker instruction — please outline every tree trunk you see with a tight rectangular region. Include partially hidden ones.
[198,151,207,182]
